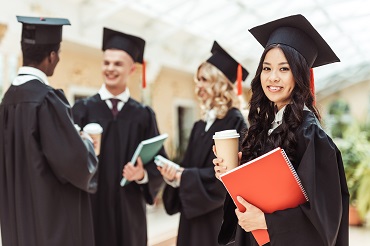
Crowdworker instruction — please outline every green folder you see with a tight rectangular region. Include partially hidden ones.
[120,133,168,186]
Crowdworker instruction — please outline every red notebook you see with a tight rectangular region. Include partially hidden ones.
[220,147,309,246]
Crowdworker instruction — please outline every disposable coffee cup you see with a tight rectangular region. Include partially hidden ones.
[83,123,103,156]
[213,129,240,170]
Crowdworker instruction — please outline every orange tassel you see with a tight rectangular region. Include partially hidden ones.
[310,68,315,105]
[237,64,242,96]
[142,60,146,89]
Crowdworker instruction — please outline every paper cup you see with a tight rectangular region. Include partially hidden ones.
[213,130,240,170]
[83,123,103,156]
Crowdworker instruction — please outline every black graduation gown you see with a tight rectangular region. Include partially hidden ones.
[0,80,98,246]
[218,111,349,246]
[162,108,247,246]
[72,94,164,246]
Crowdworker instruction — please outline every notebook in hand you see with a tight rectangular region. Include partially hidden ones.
[220,147,309,246]
[120,133,168,187]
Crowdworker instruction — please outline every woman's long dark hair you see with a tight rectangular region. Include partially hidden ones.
[241,44,321,164]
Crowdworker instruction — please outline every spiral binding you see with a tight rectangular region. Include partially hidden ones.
[281,149,309,201]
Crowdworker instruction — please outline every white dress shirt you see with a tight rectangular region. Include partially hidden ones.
[98,85,148,184]
[98,84,130,111]
[205,109,217,131]
[268,104,310,135]
[12,66,49,86]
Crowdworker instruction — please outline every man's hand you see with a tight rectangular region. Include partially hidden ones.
[122,157,145,181]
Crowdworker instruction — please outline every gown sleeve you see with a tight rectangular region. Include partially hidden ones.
[218,193,238,245]
[178,165,228,219]
[264,122,349,245]
[163,113,247,219]
[162,122,198,216]
[71,99,87,127]
[38,90,98,193]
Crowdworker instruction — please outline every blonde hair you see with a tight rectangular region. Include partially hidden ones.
[195,62,240,120]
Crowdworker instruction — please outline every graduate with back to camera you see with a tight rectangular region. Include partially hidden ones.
[159,41,248,246]
[214,14,349,246]
[0,16,98,246]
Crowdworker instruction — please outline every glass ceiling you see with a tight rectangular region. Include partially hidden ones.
[1,0,370,98]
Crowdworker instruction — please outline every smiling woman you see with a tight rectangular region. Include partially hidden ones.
[216,14,349,246]
[260,47,295,110]
[160,41,249,246]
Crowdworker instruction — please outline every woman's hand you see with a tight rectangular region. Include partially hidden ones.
[158,162,184,182]
[213,145,228,180]
[213,156,227,180]
[235,196,267,232]
[213,145,242,180]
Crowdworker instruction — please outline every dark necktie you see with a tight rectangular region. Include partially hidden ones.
[110,98,120,118]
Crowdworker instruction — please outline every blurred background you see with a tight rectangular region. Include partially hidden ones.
[1,0,370,245]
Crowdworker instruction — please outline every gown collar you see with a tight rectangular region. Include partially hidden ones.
[12,66,49,86]
[98,84,130,103]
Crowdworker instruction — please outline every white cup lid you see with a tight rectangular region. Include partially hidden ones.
[83,123,103,134]
[213,129,240,139]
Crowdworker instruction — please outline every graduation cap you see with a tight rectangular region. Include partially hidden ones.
[17,16,70,45]
[206,41,249,95]
[249,14,340,103]
[102,27,147,87]
[102,27,145,64]
[249,14,339,68]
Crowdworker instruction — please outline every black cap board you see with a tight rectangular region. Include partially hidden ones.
[206,41,249,83]
[17,16,70,45]
[249,14,339,68]
[102,27,145,64]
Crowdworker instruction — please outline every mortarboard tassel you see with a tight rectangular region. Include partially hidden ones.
[310,68,315,105]
[142,60,146,89]
[237,64,242,96]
